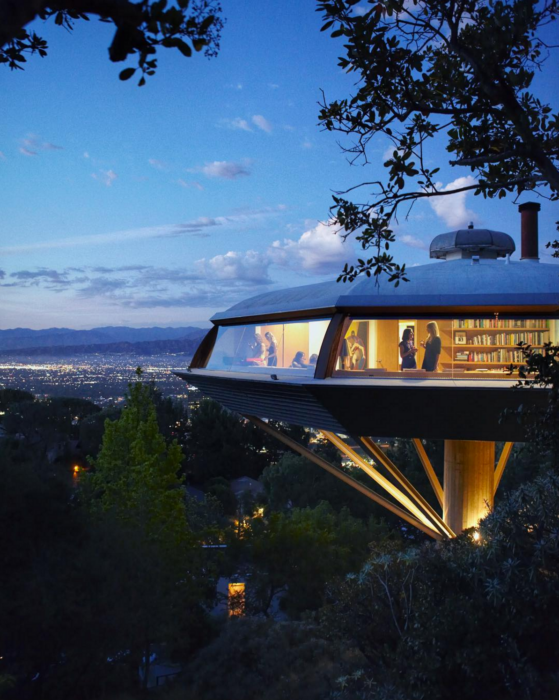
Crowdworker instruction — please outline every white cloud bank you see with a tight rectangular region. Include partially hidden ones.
[200,160,251,179]
[269,220,351,275]
[252,115,273,133]
[429,176,478,228]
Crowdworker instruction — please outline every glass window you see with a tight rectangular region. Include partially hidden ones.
[334,317,558,380]
[206,319,330,375]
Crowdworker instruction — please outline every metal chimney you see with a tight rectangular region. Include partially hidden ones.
[519,201,540,261]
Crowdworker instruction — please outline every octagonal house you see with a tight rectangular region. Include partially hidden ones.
[179,203,559,539]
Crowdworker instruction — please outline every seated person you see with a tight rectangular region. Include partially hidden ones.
[309,353,318,366]
[291,351,308,368]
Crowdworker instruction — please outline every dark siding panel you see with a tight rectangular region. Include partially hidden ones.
[176,373,345,433]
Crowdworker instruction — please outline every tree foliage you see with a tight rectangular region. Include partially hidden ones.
[86,377,213,688]
[318,0,559,282]
[321,471,559,699]
[187,399,277,483]
[181,618,363,700]
[0,0,224,86]
[228,502,384,618]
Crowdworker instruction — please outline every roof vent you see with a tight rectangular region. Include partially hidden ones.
[430,227,516,260]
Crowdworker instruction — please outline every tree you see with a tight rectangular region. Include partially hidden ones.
[318,0,559,282]
[321,472,559,699]
[188,399,274,483]
[180,618,364,700]
[87,376,213,688]
[229,502,384,618]
[1,0,224,86]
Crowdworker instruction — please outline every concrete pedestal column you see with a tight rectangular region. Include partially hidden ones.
[443,440,495,534]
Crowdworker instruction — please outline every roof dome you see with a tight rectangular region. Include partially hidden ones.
[430,226,515,260]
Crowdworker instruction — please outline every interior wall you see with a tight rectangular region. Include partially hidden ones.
[367,320,377,369]
[309,320,330,359]
[375,319,400,371]
[283,322,310,366]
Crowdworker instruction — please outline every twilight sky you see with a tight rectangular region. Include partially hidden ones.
[1,1,558,330]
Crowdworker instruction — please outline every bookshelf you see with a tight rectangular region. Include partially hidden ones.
[448,319,550,371]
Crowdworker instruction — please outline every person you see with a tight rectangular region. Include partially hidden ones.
[399,328,417,370]
[247,333,266,365]
[309,354,318,366]
[351,335,366,370]
[291,351,308,368]
[265,331,278,367]
[421,322,441,371]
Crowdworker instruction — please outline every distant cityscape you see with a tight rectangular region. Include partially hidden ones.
[0,353,200,408]
[0,325,207,407]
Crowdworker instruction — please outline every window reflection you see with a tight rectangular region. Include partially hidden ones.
[335,318,557,379]
[206,319,329,374]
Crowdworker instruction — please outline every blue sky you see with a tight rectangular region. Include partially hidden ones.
[1,1,557,329]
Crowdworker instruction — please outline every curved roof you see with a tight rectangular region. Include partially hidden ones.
[430,228,515,259]
[212,258,559,322]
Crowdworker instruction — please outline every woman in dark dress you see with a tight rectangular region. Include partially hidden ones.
[399,328,417,370]
[421,322,442,371]
[265,332,278,367]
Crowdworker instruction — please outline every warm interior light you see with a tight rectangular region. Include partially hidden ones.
[228,582,246,617]
[73,465,80,474]
[472,530,481,543]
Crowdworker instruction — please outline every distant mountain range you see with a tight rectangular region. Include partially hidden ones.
[0,326,207,356]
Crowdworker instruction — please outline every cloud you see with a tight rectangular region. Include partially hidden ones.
[83,152,90,159]
[76,277,130,298]
[177,179,204,190]
[196,250,271,284]
[92,169,117,186]
[199,160,251,179]
[0,151,6,160]
[429,176,478,228]
[11,268,66,281]
[0,269,5,279]
[301,139,312,149]
[90,265,150,273]
[148,158,168,170]
[268,83,279,89]
[0,207,286,256]
[400,234,428,250]
[158,217,222,238]
[20,134,63,155]
[252,115,273,133]
[227,83,243,90]
[220,117,252,132]
[269,220,352,275]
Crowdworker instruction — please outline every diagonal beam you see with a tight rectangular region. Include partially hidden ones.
[494,442,514,495]
[358,437,454,539]
[321,431,450,536]
[412,438,444,509]
[245,416,442,540]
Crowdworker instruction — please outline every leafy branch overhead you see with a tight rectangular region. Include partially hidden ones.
[318,0,559,282]
[0,0,224,85]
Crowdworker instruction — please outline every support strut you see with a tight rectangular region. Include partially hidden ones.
[246,416,442,540]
